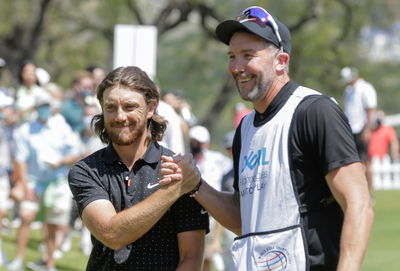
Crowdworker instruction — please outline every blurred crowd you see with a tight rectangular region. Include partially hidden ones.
[0,58,252,271]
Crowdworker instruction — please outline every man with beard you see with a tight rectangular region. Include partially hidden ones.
[68,66,208,271]
[160,6,373,271]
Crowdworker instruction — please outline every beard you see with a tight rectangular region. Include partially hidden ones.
[106,118,147,146]
[237,78,272,102]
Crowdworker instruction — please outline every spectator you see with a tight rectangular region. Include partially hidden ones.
[233,102,252,128]
[341,66,377,192]
[0,91,14,267]
[6,92,81,271]
[60,70,95,136]
[157,89,186,154]
[368,110,399,161]
[14,61,49,123]
[86,65,106,90]
[162,90,197,132]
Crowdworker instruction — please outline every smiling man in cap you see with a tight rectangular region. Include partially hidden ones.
[161,5,373,271]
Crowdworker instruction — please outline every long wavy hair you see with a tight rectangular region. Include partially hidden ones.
[92,66,166,144]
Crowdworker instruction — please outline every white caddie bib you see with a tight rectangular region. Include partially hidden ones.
[231,86,321,271]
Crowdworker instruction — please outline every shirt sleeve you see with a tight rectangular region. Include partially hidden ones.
[170,194,210,234]
[293,95,361,175]
[68,160,110,216]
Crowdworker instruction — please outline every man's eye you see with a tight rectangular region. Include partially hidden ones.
[105,105,114,111]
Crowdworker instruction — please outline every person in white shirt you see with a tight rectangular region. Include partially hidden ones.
[7,93,81,271]
[341,66,377,191]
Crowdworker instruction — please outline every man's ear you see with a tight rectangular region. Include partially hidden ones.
[147,100,158,119]
[275,52,290,72]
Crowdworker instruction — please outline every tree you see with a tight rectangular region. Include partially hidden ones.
[0,0,399,140]
[0,0,53,85]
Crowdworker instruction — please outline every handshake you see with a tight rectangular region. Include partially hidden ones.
[159,154,202,196]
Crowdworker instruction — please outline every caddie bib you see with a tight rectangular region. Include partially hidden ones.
[231,86,321,271]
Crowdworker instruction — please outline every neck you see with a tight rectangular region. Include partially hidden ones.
[253,74,290,113]
[113,133,149,170]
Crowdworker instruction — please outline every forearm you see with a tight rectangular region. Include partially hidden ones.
[195,181,241,235]
[176,256,203,271]
[176,230,205,271]
[337,201,374,271]
[83,184,182,250]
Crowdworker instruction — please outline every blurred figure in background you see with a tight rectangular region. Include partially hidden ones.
[86,65,106,90]
[368,110,399,161]
[7,93,81,271]
[14,61,49,123]
[188,125,231,271]
[341,66,377,192]
[59,70,101,257]
[60,70,95,137]
[0,92,14,267]
[162,90,197,134]
[233,102,251,128]
[157,87,185,154]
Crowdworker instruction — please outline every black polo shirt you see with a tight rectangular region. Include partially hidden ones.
[68,141,209,271]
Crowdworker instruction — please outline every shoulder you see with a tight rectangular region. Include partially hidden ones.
[72,147,106,170]
[156,142,175,156]
[295,94,342,121]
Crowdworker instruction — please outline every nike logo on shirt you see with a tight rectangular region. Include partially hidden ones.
[147,182,159,189]
[200,209,208,215]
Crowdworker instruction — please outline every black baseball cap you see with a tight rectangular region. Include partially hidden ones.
[216,6,291,54]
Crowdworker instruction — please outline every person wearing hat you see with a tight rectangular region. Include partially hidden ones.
[161,6,373,271]
[7,93,81,271]
[341,66,377,193]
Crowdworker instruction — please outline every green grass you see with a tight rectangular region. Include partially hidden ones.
[362,190,400,271]
[1,190,399,270]
[0,226,88,271]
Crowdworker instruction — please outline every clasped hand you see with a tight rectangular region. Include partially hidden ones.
[159,154,201,195]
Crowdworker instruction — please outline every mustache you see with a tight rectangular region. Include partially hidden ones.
[110,120,132,128]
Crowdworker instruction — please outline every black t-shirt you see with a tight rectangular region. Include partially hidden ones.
[232,81,360,270]
[68,142,209,271]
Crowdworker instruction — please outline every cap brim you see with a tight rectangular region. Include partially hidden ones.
[216,19,280,48]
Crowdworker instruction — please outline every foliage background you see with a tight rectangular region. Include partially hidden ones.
[0,0,400,145]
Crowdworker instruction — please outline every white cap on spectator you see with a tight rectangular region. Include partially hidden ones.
[34,91,52,107]
[340,67,358,84]
[189,125,210,143]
